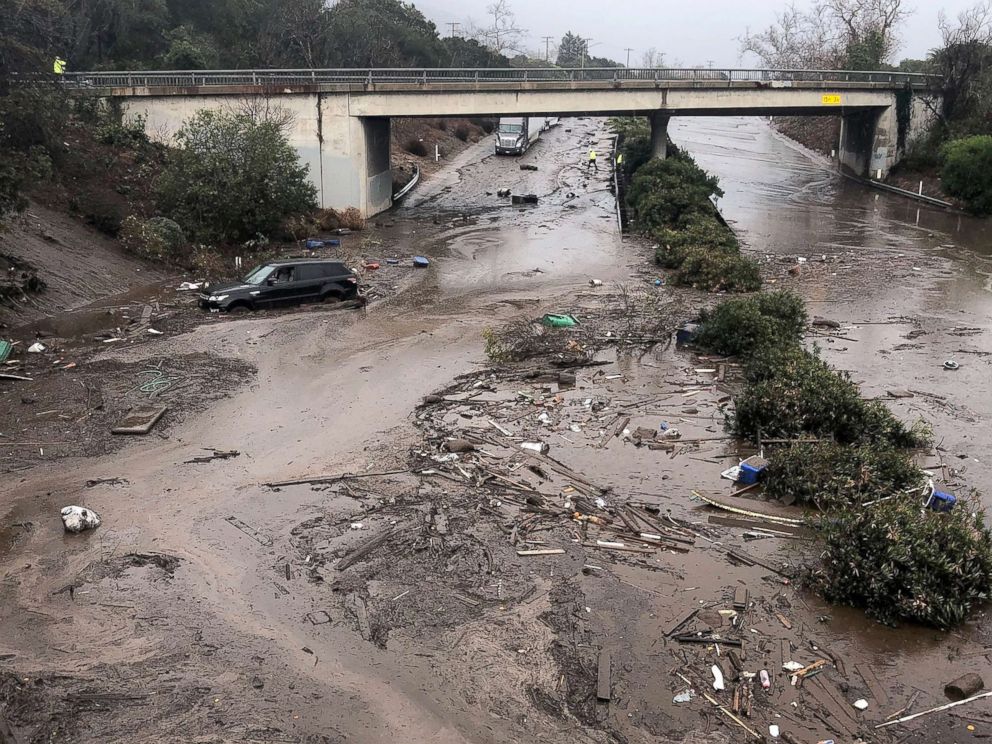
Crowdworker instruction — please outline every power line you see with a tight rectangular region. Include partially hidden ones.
[446,22,460,38]
[625,47,634,68]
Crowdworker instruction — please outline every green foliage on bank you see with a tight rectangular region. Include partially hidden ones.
[764,441,925,510]
[813,497,992,629]
[941,135,992,215]
[615,135,762,292]
[156,111,317,244]
[695,290,807,357]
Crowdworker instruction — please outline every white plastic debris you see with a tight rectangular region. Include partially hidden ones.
[712,665,725,691]
[520,442,549,454]
[349,522,365,530]
[589,279,603,287]
[61,505,101,533]
[537,411,551,425]
[147,328,164,335]
[594,497,607,509]
[721,466,742,481]
[569,423,582,433]
[662,427,681,439]
[28,342,46,353]
[673,689,694,704]
[177,281,203,291]
[853,699,869,711]
[769,724,780,738]
[782,661,804,672]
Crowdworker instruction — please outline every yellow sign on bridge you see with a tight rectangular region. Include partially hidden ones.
[821,94,843,105]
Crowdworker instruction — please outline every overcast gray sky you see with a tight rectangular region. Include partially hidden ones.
[414,0,976,66]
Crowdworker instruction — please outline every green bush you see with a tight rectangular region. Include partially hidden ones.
[812,496,992,628]
[120,216,186,261]
[453,124,470,142]
[765,442,925,510]
[155,110,317,243]
[695,290,807,357]
[941,135,992,214]
[96,114,148,147]
[626,154,723,231]
[731,345,927,448]
[673,247,762,293]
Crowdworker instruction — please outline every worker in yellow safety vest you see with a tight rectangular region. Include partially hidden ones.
[616,153,623,168]
[587,148,598,171]
[53,57,67,75]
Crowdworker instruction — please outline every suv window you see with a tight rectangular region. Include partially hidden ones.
[321,263,349,278]
[296,264,325,281]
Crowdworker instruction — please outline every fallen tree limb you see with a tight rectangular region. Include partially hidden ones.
[875,690,992,729]
[265,469,412,488]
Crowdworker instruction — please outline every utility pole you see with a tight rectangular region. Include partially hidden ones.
[625,48,633,67]
[541,36,554,62]
[446,22,460,37]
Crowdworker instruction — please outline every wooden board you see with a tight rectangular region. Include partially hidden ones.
[597,650,612,701]
[111,405,167,435]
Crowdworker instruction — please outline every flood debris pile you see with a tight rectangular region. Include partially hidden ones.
[694,290,992,629]
[615,126,762,292]
[483,283,688,364]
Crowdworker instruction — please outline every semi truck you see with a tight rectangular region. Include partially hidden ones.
[494,116,550,155]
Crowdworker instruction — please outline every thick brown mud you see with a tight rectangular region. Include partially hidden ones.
[1,117,991,744]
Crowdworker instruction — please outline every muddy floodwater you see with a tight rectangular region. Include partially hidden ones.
[1,116,991,744]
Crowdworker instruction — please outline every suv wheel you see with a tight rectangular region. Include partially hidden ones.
[228,303,251,314]
[322,292,341,304]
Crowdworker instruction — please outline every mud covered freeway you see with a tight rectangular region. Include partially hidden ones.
[2,117,992,744]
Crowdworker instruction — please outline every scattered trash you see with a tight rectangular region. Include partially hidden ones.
[589,279,603,287]
[27,342,46,353]
[364,262,380,271]
[673,689,694,704]
[413,256,430,268]
[306,239,325,249]
[760,669,771,689]
[541,313,579,328]
[943,360,960,370]
[349,522,365,530]
[853,699,869,711]
[661,427,681,439]
[497,188,511,197]
[783,661,804,673]
[146,328,164,335]
[184,449,240,464]
[738,455,768,485]
[511,194,539,205]
[945,673,985,701]
[712,665,725,691]
[654,278,664,287]
[923,480,956,512]
[445,439,475,453]
[519,164,538,171]
[676,322,699,344]
[769,724,780,738]
[721,466,742,482]
[386,258,400,265]
[877,690,992,729]
[61,505,101,533]
[520,442,550,454]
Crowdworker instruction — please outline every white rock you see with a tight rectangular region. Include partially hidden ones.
[61,506,101,533]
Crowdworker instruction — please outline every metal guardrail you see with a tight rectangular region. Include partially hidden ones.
[55,67,938,89]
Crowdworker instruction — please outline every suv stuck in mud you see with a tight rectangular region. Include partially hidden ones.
[199,259,360,313]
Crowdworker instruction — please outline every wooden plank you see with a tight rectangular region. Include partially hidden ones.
[349,593,372,641]
[516,549,565,556]
[708,514,811,538]
[856,662,890,707]
[597,651,612,701]
[733,585,749,610]
[111,405,167,435]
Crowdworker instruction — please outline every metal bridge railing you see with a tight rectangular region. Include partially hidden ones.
[55,67,937,89]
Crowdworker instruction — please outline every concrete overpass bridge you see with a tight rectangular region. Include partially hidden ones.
[65,67,940,217]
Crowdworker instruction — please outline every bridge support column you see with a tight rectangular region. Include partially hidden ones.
[650,112,670,160]
[838,106,898,179]
[316,96,392,217]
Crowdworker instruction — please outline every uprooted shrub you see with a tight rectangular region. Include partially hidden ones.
[626,152,723,231]
[695,290,807,357]
[482,320,590,365]
[731,344,930,448]
[119,216,186,262]
[811,496,992,628]
[765,442,925,509]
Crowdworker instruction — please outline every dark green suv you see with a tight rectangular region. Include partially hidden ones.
[198,259,360,313]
